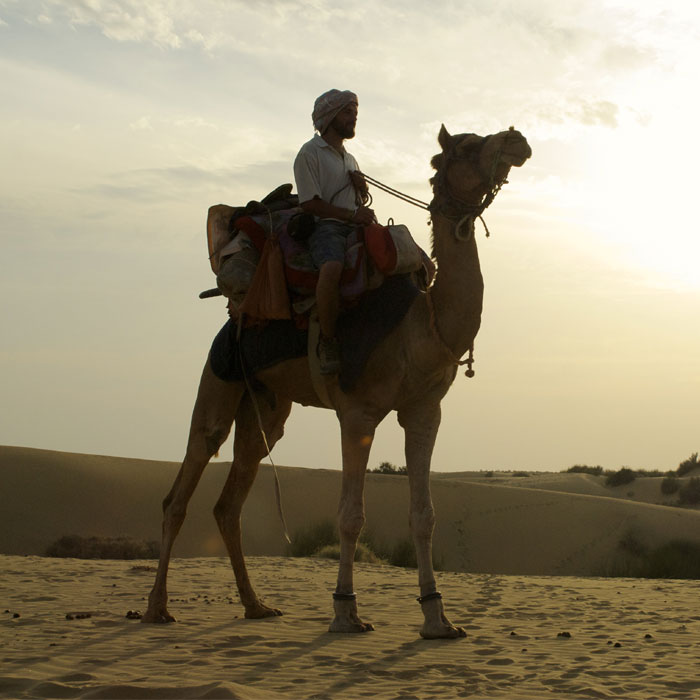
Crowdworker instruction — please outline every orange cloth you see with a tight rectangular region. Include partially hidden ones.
[239,237,291,321]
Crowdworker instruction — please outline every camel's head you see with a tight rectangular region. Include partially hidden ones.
[430,125,531,211]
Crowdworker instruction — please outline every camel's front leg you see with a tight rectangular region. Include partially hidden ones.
[399,402,466,639]
[142,359,243,623]
[329,408,377,633]
[214,389,292,619]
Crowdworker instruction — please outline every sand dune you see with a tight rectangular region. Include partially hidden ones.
[2,446,700,579]
[3,554,700,699]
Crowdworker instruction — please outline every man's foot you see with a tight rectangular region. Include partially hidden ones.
[318,336,341,375]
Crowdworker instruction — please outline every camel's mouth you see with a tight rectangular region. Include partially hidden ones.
[501,145,532,168]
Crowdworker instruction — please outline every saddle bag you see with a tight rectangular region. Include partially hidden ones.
[363,223,423,276]
[215,231,260,303]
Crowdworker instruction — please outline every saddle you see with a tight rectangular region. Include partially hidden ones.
[204,184,434,325]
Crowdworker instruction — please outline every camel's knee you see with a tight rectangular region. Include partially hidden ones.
[338,508,365,542]
[410,505,435,540]
[204,425,231,457]
[160,497,188,531]
[267,419,285,449]
[213,499,239,534]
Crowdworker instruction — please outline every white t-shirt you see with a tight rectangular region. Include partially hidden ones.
[293,134,360,215]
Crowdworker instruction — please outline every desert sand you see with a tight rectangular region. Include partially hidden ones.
[2,445,700,698]
[3,554,700,699]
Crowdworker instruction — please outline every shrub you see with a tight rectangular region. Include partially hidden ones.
[45,535,159,560]
[660,475,680,495]
[386,538,417,568]
[313,542,384,564]
[288,521,442,570]
[646,540,700,579]
[607,534,700,579]
[370,461,407,475]
[678,477,700,505]
[618,531,647,558]
[289,519,338,557]
[566,465,603,476]
[677,453,699,477]
[512,471,530,477]
[605,468,637,487]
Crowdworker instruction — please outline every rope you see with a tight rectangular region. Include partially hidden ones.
[357,172,431,211]
[236,316,291,544]
[426,288,476,378]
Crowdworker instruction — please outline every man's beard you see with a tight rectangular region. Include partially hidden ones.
[329,118,355,140]
[337,123,355,139]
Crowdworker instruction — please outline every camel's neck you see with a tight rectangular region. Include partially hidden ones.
[429,212,484,359]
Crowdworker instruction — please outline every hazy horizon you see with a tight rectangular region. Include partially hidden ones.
[2,1,699,473]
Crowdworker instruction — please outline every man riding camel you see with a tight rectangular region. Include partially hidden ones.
[293,89,375,374]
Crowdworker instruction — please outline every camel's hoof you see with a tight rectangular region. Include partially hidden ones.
[329,596,373,632]
[141,609,176,624]
[244,604,283,619]
[419,601,466,639]
[329,616,375,633]
[420,623,466,639]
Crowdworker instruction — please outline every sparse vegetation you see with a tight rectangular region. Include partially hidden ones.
[677,453,699,477]
[512,471,530,477]
[660,475,680,495]
[384,538,417,568]
[605,467,637,487]
[607,533,700,579]
[646,541,700,579]
[45,535,159,560]
[313,542,385,564]
[678,477,700,505]
[289,519,338,558]
[369,461,407,475]
[566,465,603,476]
[287,520,441,570]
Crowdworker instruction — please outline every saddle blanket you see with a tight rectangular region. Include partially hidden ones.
[210,275,420,392]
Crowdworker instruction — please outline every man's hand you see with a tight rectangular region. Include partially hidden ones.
[351,205,375,225]
[350,170,370,203]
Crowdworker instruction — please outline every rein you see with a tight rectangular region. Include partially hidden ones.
[358,172,431,211]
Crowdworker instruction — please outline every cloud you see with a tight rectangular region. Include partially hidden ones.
[129,116,153,131]
[79,160,294,203]
[44,0,182,48]
[575,99,618,128]
[4,0,677,137]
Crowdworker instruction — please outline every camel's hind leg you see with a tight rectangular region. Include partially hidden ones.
[142,358,244,623]
[214,388,292,619]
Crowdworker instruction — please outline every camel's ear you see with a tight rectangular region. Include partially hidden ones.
[438,124,452,152]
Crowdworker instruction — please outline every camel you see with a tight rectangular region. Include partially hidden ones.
[143,124,532,638]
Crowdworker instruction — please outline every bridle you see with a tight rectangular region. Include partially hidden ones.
[428,132,514,241]
[360,127,519,242]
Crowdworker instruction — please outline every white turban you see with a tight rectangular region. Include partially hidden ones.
[312,89,358,134]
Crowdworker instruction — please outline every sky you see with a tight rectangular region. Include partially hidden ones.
[1,0,699,473]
